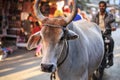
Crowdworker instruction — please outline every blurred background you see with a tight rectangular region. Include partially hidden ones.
[0,0,120,59]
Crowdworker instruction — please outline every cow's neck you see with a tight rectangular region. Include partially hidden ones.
[57,40,69,67]
[50,40,69,80]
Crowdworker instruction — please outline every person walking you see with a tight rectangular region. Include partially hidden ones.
[31,22,42,57]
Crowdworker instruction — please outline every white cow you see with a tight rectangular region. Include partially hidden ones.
[26,0,104,80]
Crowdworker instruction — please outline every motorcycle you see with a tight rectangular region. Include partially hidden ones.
[92,28,114,80]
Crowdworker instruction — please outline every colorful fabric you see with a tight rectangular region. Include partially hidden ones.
[54,10,63,17]
[36,44,42,53]
[32,26,41,34]
[73,14,82,21]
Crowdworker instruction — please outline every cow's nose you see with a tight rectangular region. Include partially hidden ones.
[41,64,54,72]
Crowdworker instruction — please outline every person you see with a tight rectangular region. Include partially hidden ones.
[80,11,90,21]
[49,3,57,18]
[31,22,41,34]
[21,14,31,35]
[73,8,83,21]
[31,22,42,57]
[35,43,42,57]
[40,1,50,17]
[92,1,116,66]
[73,5,90,21]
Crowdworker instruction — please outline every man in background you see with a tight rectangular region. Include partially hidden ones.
[92,1,116,66]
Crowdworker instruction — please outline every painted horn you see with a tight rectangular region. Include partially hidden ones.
[64,0,77,25]
[33,0,46,21]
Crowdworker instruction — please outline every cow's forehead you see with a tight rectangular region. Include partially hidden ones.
[41,26,62,36]
[40,18,65,38]
[42,18,67,27]
[41,25,63,43]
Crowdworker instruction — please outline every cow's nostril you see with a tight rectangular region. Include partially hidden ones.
[41,64,54,72]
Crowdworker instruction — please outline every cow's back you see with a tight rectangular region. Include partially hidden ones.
[68,20,104,75]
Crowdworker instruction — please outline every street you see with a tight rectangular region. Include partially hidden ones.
[0,28,120,80]
[102,28,120,80]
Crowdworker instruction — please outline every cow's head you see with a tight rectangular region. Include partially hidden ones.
[34,0,78,72]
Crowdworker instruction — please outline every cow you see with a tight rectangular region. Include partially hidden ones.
[26,0,104,80]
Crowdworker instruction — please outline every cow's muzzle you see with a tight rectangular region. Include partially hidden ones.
[41,63,56,72]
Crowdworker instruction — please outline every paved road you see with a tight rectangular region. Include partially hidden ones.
[0,29,120,80]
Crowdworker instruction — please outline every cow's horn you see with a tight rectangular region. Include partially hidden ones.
[34,0,46,21]
[64,0,77,25]
[34,0,77,26]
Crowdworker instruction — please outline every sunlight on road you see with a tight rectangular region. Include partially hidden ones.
[0,50,50,80]
[0,66,47,80]
[0,68,14,73]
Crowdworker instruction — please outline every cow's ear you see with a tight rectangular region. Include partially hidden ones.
[66,30,79,40]
[26,31,41,50]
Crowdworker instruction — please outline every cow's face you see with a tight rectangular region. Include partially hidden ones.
[40,18,65,72]
[40,18,78,72]
[33,0,77,73]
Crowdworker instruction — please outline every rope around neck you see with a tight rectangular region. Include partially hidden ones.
[50,41,69,80]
